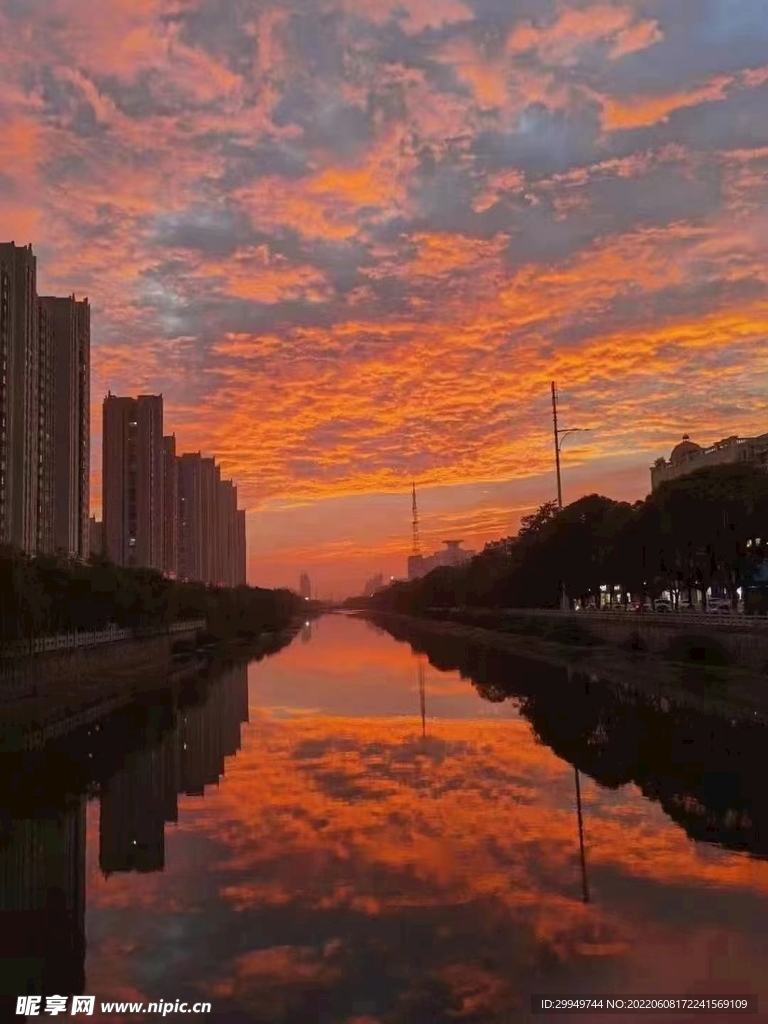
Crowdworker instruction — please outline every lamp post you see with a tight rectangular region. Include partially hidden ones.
[551,382,591,511]
[551,383,592,609]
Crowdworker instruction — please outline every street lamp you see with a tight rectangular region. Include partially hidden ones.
[551,383,593,610]
[551,382,592,510]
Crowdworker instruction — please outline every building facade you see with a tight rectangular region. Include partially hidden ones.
[178,452,203,582]
[40,295,90,558]
[162,435,179,577]
[651,433,768,491]
[89,515,103,557]
[102,393,164,569]
[36,298,55,555]
[201,456,220,584]
[0,242,39,551]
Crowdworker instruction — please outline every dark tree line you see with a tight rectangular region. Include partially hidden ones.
[0,547,301,644]
[367,464,768,614]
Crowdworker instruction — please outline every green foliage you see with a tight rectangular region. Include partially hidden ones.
[368,464,768,614]
[0,547,301,643]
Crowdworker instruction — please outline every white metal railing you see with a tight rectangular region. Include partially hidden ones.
[425,607,768,631]
[0,619,206,659]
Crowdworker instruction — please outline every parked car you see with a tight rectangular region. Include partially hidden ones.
[653,599,673,612]
[707,599,733,614]
[677,598,700,612]
[631,599,653,613]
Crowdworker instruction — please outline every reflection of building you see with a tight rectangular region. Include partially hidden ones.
[363,573,384,597]
[299,572,312,600]
[651,432,768,491]
[407,540,476,580]
[0,799,86,995]
[98,663,249,876]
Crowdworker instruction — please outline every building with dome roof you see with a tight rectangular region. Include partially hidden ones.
[651,432,768,491]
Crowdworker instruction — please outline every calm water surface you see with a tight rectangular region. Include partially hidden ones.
[4,614,768,1022]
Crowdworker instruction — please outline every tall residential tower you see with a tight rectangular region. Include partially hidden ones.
[102,394,164,569]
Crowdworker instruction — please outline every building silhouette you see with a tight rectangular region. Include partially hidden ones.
[651,432,768,491]
[102,393,164,569]
[39,296,90,558]
[299,572,312,600]
[0,242,40,552]
[162,435,179,577]
[88,515,103,557]
[1,243,91,559]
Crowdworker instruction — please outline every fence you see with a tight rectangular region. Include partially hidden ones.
[0,619,206,660]
[431,606,768,632]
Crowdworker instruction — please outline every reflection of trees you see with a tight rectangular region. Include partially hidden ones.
[379,618,768,857]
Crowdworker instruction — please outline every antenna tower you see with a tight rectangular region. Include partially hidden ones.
[411,481,421,556]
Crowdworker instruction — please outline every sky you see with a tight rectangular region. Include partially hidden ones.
[1,0,767,597]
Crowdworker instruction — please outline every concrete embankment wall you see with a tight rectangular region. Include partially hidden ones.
[423,607,768,672]
[0,624,207,750]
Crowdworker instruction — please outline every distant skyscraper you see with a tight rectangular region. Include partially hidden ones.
[299,572,312,600]
[103,393,164,569]
[162,435,179,576]
[40,295,90,558]
[0,242,39,551]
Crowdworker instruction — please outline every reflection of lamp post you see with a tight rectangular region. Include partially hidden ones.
[551,383,592,609]
[567,663,590,904]
[574,765,590,904]
[418,659,427,739]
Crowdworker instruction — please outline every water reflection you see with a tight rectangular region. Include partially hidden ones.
[381,615,768,859]
[1,615,767,1021]
[0,659,250,998]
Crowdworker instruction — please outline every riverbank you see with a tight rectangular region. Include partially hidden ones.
[0,619,302,751]
[363,610,768,725]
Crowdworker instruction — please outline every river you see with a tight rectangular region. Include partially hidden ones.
[2,613,768,1022]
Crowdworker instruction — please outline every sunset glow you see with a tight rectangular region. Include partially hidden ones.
[3,0,767,594]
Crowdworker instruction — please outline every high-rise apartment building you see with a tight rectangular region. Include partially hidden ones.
[40,295,90,558]
[103,394,164,569]
[178,452,203,582]
[201,456,220,584]
[0,242,39,551]
[216,478,237,586]
[36,298,55,554]
[299,572,312,600]
[162,435,179,577]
